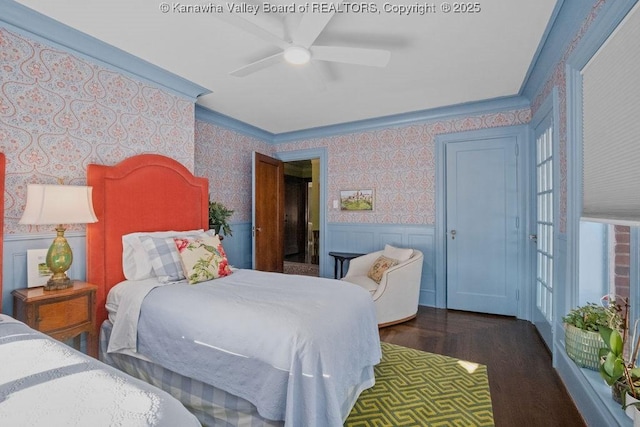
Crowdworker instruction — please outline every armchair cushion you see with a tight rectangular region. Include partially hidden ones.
[382,244,413,262]
[344,274,379,295]
[342,248,424,327]
[367,255,399,283]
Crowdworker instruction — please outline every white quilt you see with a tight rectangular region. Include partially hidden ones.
[106,269,381,426]
[0,314,200,426]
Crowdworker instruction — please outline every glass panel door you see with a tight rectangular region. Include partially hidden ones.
[533,115,554,348]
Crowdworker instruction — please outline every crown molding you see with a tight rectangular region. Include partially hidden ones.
[195,106,274,141]
[197,96,531,144]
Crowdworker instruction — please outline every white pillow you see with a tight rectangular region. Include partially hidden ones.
[122,230,205,280]
[382,244,413,262]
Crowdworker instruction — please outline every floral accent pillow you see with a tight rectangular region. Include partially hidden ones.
[175,235,232,284]
[367,255,399,284]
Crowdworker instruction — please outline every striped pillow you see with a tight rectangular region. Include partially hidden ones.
[141,230,215,282]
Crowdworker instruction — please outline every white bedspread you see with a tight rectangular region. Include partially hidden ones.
[0,314,200,426]
[106,269,381,426]
[106,277,169,354]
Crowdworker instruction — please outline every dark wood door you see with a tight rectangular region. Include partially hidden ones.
[253,152,284,272]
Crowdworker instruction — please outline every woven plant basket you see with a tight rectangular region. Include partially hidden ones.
[564,323,605,371]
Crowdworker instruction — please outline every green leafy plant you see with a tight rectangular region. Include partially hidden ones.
[598,297,640,401]
[562,302,618,332]
[208,201,234,236]
[599,326,628,385]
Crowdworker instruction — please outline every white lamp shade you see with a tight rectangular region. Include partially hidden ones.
[19,184,98,225]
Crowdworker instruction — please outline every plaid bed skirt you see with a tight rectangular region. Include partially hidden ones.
[100,320,283,427]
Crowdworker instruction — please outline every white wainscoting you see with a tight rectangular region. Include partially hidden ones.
[211,222,436,306]
[2,223,436,315]
[2,226,252,316]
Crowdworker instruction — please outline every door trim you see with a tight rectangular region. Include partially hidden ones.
[276,147,328,275]
[435,125,530,319]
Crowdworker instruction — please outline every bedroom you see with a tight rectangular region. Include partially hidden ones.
[1,0,639,425]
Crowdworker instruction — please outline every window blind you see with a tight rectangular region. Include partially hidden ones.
[582,4,640,225]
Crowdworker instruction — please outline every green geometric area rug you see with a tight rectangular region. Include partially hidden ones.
[345,342,494,427]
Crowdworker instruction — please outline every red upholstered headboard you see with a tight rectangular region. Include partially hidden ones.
[0,153,5,309]
[87,154,209,328]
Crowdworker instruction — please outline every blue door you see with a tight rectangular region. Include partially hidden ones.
[446,137,519,315]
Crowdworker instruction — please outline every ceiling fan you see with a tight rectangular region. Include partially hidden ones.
[223,2,391,78]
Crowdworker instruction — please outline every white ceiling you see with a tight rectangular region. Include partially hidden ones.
[16,0,557,134]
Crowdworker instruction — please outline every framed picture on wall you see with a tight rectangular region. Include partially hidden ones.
[27,249,51,288]
[340,189,374,211]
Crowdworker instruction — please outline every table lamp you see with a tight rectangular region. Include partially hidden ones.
[19,184,98,290]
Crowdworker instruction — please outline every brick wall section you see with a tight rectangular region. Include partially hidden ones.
[615,225,631,300]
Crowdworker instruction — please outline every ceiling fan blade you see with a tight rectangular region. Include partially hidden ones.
[293,1,343,48]
[230,52,284,77]
[282,13,301,43]
[218,13,289,50]
[310,46,391,67]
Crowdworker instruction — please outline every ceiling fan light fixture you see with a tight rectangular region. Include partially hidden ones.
[284,46,311,65]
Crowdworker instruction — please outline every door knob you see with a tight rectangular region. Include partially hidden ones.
[450,229,456,240]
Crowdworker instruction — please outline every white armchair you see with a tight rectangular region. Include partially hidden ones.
[341,246,424,327]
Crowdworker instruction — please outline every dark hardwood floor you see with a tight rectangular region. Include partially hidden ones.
[379,306,586,427]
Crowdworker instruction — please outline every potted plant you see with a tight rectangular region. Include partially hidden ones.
[623,400,640,425]
[563,302,617,370]
[209,201,233,236]
[598,296,640,410]
[599,325,630,403]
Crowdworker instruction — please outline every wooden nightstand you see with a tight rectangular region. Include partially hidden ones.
[12,281,98,358]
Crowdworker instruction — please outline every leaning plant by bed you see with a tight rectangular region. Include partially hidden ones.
[563,302,620,370]
[208,201,233,236]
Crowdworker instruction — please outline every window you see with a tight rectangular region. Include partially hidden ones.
[582,3,640,224]
[579,3,639,311]
[579,222,629,305]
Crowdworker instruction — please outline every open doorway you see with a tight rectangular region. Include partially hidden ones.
[283,159,320,277]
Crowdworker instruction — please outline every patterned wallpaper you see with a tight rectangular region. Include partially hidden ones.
[195,108,530,226]
[194,121,272,223]
[277,109,531,225]
[0,27,196,234]
[1,0,609,234]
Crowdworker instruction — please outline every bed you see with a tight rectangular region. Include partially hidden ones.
[0,315,201,426]
[86,154,381,426]
[0,153,200,426]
